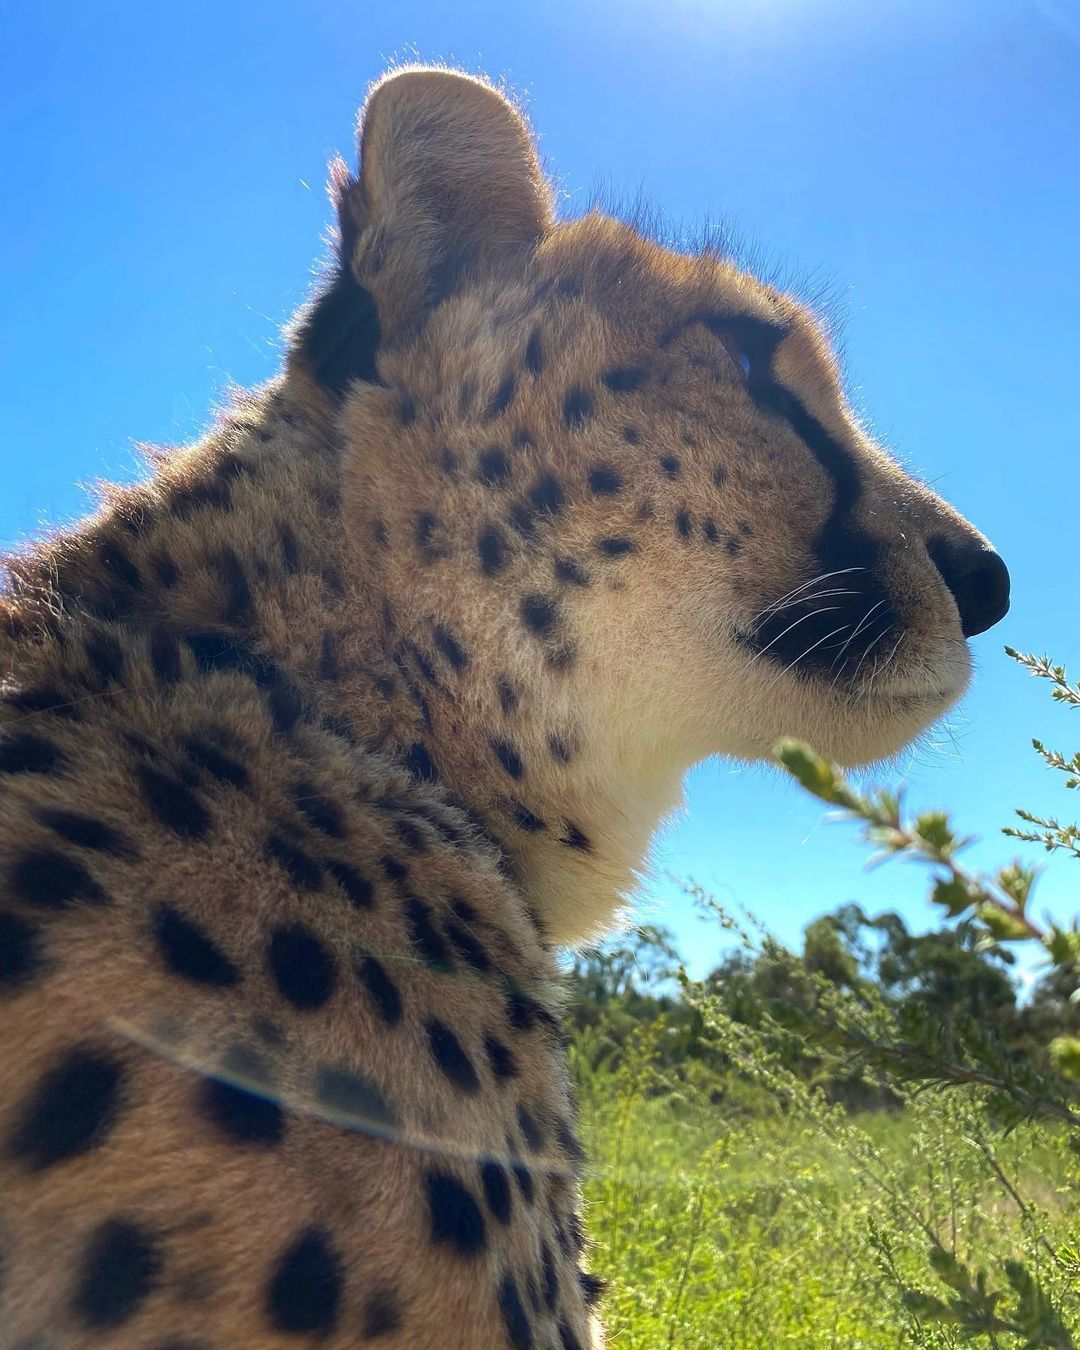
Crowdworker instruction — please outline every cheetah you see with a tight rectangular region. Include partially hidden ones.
[0,64,1010,1348]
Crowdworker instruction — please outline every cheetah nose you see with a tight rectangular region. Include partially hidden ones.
[928,537,1011,637]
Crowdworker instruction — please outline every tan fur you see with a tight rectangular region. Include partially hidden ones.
[0,65,1003,1347]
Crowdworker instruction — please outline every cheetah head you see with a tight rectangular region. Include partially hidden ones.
[291,67,1009,936]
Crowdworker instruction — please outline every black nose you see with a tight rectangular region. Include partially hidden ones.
[928,537,1011,637]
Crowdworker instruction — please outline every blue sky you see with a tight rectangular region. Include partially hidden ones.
[2,0,1077,977]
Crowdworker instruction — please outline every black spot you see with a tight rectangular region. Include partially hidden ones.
[199,1072,283,1146]
[142,625,182,683]
[509,500,537,536]
[71,1219,161,1329]
[0,910,44,991]
[144,549,177,592]
[478,447,512,487]
[622,426,641,444]
[497,676,519,713]
[529,474,565,517]
[3,686,78,719]
[268,924,337,1010]
[399,394,417,426]
[10,849,106,909]
[703,518,720,543]
[276,522,300,574]
[601,366,645,393]
[478,525,509,577]
[394,816,428,853]
[182,734,249,788]
[357,952,403,1026]
[406,642,439,688]
[438,448,459,476]
[266,1228,343,1335]
[524,329,544,375]
[713,465,728,488]
[372,519,389,548]
[443,917,492,972]
[414,511,440,558]
[597,537,634,557]
[136,765,211,838]
[8,1049,122,1171]
[289,783,346,839]
[426,1172,486,1256]
[580,1271,606,1308]
[154,905,239,988]
[265,834,323,891]
[548,735,572,764]
[512,427,533,450]
[484,1035,518,1080]
[492,739,525,780]
[427,1019,480,1094]
[676,509,693,539]
[84,631,125,685]
[38,809,133,858]
[171,475,231,519]
[554,557,590,588]
[507,991,537,1032]
[98,540,142,592]
[541,1240,558,1311]
[406,897,454,971]
[403,742,437,781]
[658,455,682,481]
[314,1066,400,1133]
[725,534,743,556]
[294,267,381,395]
[517,1105,545,1152]
[480,1159,513,1225]
[434,625,469,671]
[499,1273,533,1350]
[560,821,592,852]
[484,376,517,421]
[563,387,594,427]
[587,465,622,495]
[213,548,254,627]
[381,853,408,882]
[326,860,373,909]
[559,1322,584,1350]
[520,593,558,639]
[0,732,65,775]
[512,1161,535,1205]
[556,1120,587,1169]
[361,1286,403,1339]
[511,800,547,833]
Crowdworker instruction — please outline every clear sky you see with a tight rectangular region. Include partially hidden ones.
[2,0,1077,978]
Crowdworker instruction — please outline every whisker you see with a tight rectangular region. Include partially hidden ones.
[778,622,854,679]
[745,606,842,666]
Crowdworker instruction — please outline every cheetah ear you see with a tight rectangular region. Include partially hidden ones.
[342,67,553,344]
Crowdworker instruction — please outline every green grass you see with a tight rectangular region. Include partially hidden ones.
[576,1065,1079,1347]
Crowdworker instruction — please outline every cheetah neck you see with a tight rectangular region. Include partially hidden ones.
[3,375,675,946]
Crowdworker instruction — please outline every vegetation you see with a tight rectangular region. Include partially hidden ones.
[569,650,1079,1347]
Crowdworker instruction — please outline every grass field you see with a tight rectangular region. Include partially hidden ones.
[574,1041,1079,1347]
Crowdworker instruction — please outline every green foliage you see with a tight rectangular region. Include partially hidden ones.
[570,649,1079,1346]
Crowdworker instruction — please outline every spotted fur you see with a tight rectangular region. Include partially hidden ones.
[0,64,1008,1347]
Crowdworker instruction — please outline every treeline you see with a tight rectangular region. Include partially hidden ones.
[564,904,1080,1112]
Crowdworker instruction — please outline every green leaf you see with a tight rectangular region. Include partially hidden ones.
[977,904,1030,942]
[931,875,975,918]
[1049,1035,1080,1080]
